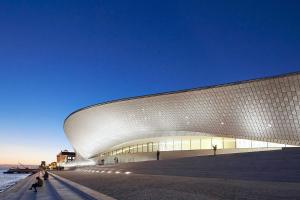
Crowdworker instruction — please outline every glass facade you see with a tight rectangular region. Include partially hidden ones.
[212,137,223,149]
[236,139,252,148]
[201,138,212,149]
[191,138,200,150]
[224,138,236,148]
[98,136,294,158]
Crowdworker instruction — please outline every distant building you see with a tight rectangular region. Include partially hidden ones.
[56,150,76,166]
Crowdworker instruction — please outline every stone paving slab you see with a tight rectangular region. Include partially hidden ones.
[83,149,300,182]
[53,170,300,200]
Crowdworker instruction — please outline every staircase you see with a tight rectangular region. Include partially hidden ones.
[0,172,114,200]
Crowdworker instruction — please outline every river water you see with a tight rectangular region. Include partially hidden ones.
[0,169,29,192]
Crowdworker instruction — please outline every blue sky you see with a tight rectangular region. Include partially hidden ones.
[0,0,300,164]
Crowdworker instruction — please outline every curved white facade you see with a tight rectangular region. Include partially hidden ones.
[64,72,300,159]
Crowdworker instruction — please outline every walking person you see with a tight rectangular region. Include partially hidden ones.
[156,150,160,160]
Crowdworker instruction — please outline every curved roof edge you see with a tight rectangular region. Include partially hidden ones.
[64,70,300,125]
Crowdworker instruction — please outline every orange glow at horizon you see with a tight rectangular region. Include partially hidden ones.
[0,144,62,165]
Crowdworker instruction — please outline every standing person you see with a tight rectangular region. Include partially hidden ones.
[114,157,118,164]
[29,177,43,192]
[213,145,217,156]
[156,150,160,160]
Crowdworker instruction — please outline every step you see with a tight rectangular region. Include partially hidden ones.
[1,172,115,200]
[47,176,86,200]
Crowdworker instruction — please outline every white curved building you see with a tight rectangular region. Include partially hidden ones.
[64,72,300,165]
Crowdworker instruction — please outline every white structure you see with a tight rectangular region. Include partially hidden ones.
[64,72,300,163]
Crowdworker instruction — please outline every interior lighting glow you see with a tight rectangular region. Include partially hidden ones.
[107,171,112,173]
[101,171,105,173]
[115,171,120,174]
[125,171,131,174]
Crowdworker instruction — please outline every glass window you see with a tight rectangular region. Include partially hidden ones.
[191,139,200,150]
[166,140,174,151]
[267,142,285,147]
[138,144,143,152]
[223,138,236,149]
[182,139,190,150]
[153,142,159,152]
[159,141,167,151]
[236,139,251,148]
[201,138,212,149]
[129,146,134,153]
[212,137,223,149]
[148,142,153,152]
[133,145,138,153]
[173,140,181,151]
[252,140,267,148]
[117,149,122,155]
[142,143,148,152]
[123,147,129,154]
[286,144,297,147]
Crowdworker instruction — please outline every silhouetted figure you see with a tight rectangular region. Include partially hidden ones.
[213,145,217,156]
[29,177,43,192]
[156,150,160,160]
[43,171,49,180]
[114,157,118,164]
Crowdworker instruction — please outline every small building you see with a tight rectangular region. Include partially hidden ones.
[57,150,76,166]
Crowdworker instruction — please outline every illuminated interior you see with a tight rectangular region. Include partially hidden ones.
[94,136,296,158]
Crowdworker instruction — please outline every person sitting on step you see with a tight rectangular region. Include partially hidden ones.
[29,176,43,192]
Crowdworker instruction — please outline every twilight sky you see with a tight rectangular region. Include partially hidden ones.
[0,0,300,165]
